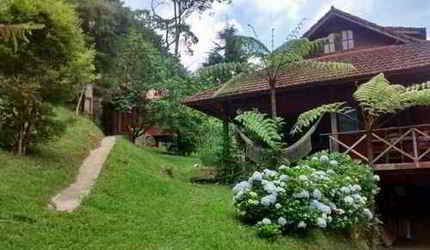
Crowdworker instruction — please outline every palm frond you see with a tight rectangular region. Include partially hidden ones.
[291,102,350,135]
[235,110,283,150]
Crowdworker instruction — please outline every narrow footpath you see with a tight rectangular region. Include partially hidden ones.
[51,136,116,212]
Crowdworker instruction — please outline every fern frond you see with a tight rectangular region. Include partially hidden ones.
[353,73,406,116]
[0,23,44,51]
[406,81,430,91]
[291,102,350,135]
[235,110,284,150]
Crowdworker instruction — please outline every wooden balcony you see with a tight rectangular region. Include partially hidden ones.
[327,124,430,171]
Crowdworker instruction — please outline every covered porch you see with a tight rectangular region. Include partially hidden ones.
[327,123,430,171]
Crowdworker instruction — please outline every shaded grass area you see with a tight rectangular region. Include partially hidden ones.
[1,113,364,249]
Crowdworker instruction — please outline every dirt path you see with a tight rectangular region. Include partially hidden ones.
[51,136,116,212]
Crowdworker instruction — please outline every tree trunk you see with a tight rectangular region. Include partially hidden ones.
[173,0,180,57]
[75,85,85,115]
[270,81,277,119]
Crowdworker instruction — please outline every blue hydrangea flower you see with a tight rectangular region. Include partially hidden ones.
[293,190,310,199]
[261,194,277,206]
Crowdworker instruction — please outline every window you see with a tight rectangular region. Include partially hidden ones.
[342,30,354,50]
[338,109,359,132]
[324,33,336,54]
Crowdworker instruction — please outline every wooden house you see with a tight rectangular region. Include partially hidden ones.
[184,7,430,185]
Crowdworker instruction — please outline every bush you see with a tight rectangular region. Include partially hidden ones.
[232,152,380,238]
[0,77,66,154]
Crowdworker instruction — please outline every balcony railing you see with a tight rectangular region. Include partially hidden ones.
[326,124,430,169]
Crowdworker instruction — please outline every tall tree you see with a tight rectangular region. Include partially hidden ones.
[151,0,231,57]
[0,0,95,154]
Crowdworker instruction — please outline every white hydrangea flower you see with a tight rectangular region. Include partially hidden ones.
[263,169,278,178]
[327,169,336,175]
[278,217,287,226]
[329,160,338,166]
[340,186,351,194]
[312,189,322,200]
[373,175,380,182]
[310,200,331,214]
[249,171,263,182]
[249,191,258,198]
[327,216,333,223]
[261,194,277,206]
[262,218,271,225]
[344,196,354,205]
[312,156,319,161]
[298,175,308,182]
[276,187,286,193]
[263,181,278,194]
[275,203,282,209]
[336,208,345,215]
[363,208,373,220]
[328,202,337,209]
[320,155,330,163]
[352,184,362,192]
[279,174,289,182]
[317,217,327,228]
[233,181,251,194]
[293,190,310,199]
[279,165,288,170]
[298,221,307,228]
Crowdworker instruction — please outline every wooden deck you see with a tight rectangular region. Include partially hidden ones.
[327,124,430,171]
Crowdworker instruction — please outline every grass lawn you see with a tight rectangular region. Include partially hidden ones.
[0,109,365,249]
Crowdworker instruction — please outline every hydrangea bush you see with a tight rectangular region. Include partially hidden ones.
[232,152,380,238]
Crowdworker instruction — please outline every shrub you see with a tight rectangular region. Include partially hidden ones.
[0,77,66,154]
[232,152,380,238]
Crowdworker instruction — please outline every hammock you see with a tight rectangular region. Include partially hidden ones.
[234,117,322,163]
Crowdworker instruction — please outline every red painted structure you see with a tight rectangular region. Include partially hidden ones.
[184,7,430,177]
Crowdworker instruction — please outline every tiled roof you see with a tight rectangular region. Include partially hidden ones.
[185,42,430,104]
[303,7,422,43]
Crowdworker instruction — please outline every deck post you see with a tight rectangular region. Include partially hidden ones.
[412,129,419,168]
[330,113,339,152]
[221,103,231,180]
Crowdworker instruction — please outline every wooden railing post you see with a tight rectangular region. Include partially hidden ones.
[412,129,419,168]
[330,113,339,152]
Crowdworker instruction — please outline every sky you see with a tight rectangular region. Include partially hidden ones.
[124,0,430,71]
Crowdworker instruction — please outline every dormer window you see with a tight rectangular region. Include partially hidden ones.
[342,30,354,50]
[324,33,336,54]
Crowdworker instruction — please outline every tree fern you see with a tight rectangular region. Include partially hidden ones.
[353,73,407,117]
[234,110,284,150]
[291,102,349,135]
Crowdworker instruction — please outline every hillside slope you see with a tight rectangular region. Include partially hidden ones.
[0,111,365,249]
